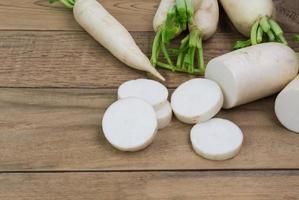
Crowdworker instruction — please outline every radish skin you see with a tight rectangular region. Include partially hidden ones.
[220,0,274,37]
[117,79,168,110]
[156,101,173,129]
[171,78,223,124]
[52,0,165,80]
[190,118,243,161]
[275,75,299,133]
[205,43,299,109]
[102,98,158,152]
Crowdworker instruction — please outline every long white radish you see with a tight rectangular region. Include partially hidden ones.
[51,0,165,81]
[275,75,299,133]
[156,101,173,129]
[171,78,223,124]
[205,43,299,109]
[102,98,158,152]
[117,79,168,110]
[220,0,274,37]
[220,0,287,49]
[190,118,243,161]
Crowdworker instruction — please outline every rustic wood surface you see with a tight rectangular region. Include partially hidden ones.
[0,0,298,199]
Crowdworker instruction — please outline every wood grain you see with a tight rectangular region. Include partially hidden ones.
[0,31,298,88]
[0,0,298,32]
[0,171,298,200]
[0,88,298,171]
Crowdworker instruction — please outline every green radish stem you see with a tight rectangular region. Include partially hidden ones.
[234,16,288,50]
[175,29,205,75]
[250,21,259,45]
[256,26,263,44]
[49,0,75,8]
[151,0,194,72]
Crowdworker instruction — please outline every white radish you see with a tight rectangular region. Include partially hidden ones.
[171,78,223,124]
[117,79,168,110]
[102,98,158,152]
[153,0,175,32]
[205,43,299,109]
[275,75,299,133]
[174,0,219,74]
[190,118,243,161]
[191,0,219,40]
[51,0,165,81]
[219,0,287,48]
[156,101,173,129]
[220,0,274,37]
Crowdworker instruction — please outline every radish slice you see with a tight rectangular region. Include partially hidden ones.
[275,75,299,133]
[190,118,243,160]
[118,79,168,110]
[102,98,158,151]
[156,101,172,129]
[171,78,223,124]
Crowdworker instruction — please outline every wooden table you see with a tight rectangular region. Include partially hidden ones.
[0,0,298,199]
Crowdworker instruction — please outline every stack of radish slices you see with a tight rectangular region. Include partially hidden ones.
[102,79,172,152]
[102,78,243,161]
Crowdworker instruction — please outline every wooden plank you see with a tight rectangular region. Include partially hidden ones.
[0,0,298,32]
[0,171,298,199]
[0,88,298,171]
[0,31,298,88]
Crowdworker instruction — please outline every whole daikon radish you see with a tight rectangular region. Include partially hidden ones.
[220,0,288,49]
[275,75,299,133]
[50,0,165,81]
[205,43,299,109]
[175,0,219,74]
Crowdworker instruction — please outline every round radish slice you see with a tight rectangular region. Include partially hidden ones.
[190,118,243,161]
[156,101,172,129]
[171,78,223,124]
[102,98,158,151]
[118,79,168,110]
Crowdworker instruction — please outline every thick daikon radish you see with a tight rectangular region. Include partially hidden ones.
[156,101,173,129]
[190,118,243,161]
[171,78,223,124]
[219,0,288,49]
[118,79,168,110]
[102,98,158,152]
[205,43,299,109]
[275,75,299,133]
[50,0,165,80]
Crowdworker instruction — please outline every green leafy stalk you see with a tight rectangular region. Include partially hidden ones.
[268,19,288,45]
[233,17,288,50]
[294,35,299,42]
[250,21,259,45]
[151,0,194,73]
[49,0,75,8]
[233,39,251,50]
[175,29,204,75]
[256,26,264,44]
